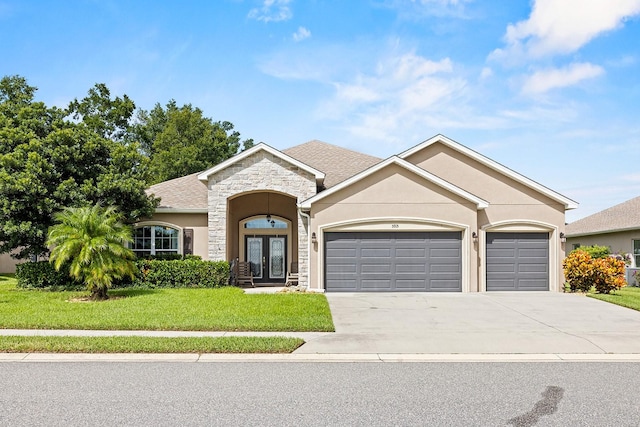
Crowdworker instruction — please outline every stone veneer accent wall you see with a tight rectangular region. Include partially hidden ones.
[206,150,317,287]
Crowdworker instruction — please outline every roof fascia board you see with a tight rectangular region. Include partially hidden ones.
[398,134,579,210]
[299,156,489,209]
[566,226,640,238]
[196,142,325,183]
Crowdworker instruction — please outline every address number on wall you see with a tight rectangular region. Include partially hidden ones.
[391,224,400,228]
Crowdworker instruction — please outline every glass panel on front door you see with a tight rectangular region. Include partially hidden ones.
[245,235,287,283]
[246,237,263,279]
[270,237,285,279]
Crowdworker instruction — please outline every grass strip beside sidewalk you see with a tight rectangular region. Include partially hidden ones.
[0,335,304,353]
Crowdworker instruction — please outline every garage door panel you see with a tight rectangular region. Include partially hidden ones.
[395,280,428,290]
[361,263,392,273]
[325,231,461,292]
[518,264,548,273]
[395,248,427,258]
[430,280,463,290]
[430,264,461,274]
[326,249,357,258]
[361,279,392,290]
[487,263,516,273]
[396,264,428,274]
[486,232,549,291]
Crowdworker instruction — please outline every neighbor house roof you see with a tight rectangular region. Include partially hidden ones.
[299,156,489,210]
[146,173,208,212]
[283,140,381,188]
[399,134,579,210]
[566,196,640,237]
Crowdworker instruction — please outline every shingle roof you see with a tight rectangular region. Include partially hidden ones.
[146,140,382,210]
[146,173,208,210]
[283,140,381,188]
[566,196,640,237]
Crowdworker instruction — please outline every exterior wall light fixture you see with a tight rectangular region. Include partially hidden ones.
[560,232,566,243]
[311,232,317,243]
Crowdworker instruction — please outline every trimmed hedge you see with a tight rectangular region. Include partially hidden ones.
[15,259,230,290]
[15,262,84,290]
[133,259,229,288]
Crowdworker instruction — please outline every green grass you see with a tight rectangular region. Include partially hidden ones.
[588,286,640,311]
[0,335,303,353]
[0,275,334,332]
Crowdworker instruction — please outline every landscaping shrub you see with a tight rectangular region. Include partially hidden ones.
[563,249,627,294]
[15,261,84,290]
[16,259,230,290]
[571,245,610,259]
[133,259,229,288]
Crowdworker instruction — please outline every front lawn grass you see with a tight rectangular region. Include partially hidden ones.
[0,335,303,353]
[588,286,640,311]
[0,275,334,332]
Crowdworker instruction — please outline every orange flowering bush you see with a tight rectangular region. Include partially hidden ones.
[563,249,627,293]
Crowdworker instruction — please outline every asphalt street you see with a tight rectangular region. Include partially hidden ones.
[1,361,639,426]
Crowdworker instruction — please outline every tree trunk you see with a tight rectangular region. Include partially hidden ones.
[90,287,109,301]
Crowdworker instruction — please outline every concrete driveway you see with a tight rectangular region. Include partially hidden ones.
[295,292,640,354]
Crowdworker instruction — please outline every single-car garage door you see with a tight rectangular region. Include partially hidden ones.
[324,231,462,292]
[486,232,549,291]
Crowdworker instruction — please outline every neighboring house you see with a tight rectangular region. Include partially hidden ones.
[143,134,577,292]
[565,196,640,268]
[0,251,20,274]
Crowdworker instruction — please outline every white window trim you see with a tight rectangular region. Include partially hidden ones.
[132,221,183,256]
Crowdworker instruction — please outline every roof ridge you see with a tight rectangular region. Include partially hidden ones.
[283,140,381,160]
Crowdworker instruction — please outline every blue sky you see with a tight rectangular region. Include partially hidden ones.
[1,0,639,222]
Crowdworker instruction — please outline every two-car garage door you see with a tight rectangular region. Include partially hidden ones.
[325,231,462,292]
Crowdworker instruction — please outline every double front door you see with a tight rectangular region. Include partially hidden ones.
[245,236,287,283]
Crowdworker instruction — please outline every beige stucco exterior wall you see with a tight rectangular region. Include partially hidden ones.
[0,252,21,274]
[404,142,567,291]
[566,230,640,267]
[309,164,479,291]
[205,150,317,286]
[139,213,208,259]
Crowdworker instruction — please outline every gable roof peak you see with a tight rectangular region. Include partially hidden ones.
[299,155,489,210]
[399,134,578,210]
[196,142,325,183]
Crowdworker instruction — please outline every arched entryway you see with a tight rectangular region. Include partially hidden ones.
[227,191,298,284]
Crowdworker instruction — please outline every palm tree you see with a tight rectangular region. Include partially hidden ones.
[47,204,136,300]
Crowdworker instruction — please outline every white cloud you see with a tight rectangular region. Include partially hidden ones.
[492,0,640,60]
[292,26,311,42]
[521,62,604,95]
[479,67,493,79]
[248,0,292,23]
[315,53,468,143]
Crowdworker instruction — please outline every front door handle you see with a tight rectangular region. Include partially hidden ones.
[262,256,266,270]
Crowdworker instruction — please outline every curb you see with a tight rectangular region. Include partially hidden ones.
[2,353,640,363]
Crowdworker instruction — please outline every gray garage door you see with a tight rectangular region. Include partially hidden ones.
[486,232,549,291]
[325,231,462,292]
